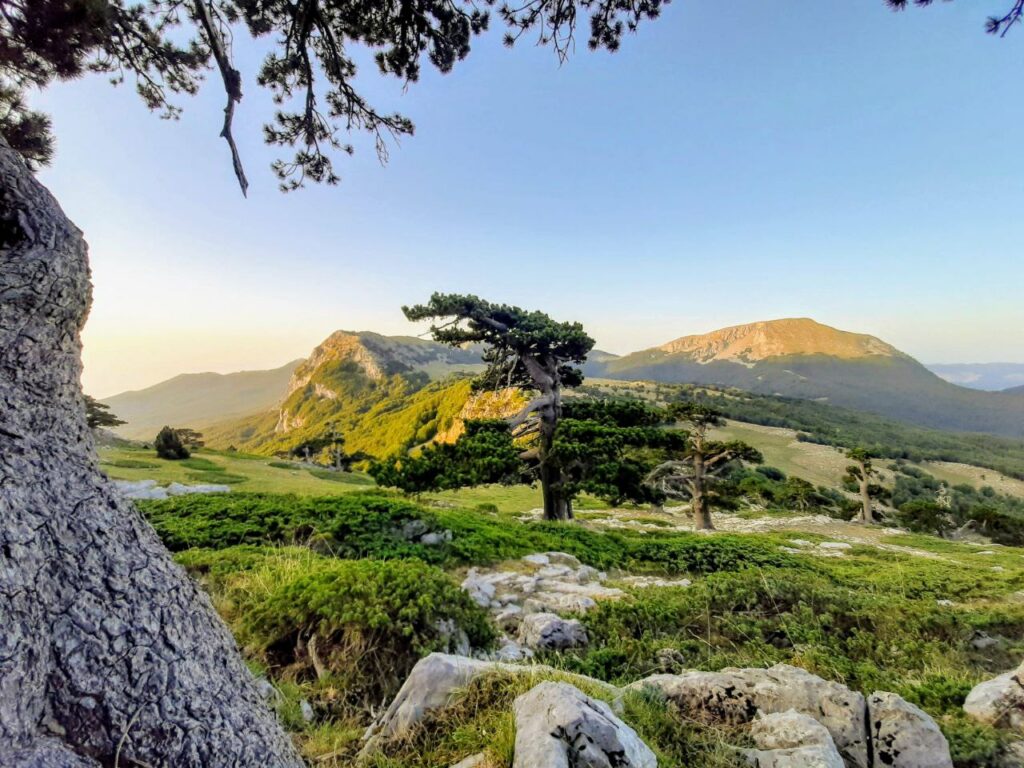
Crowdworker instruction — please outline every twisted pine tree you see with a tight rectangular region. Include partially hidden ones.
[403,293,595,520]
[646,403,763,530]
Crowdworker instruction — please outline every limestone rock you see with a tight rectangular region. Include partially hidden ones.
[518,612,588,650]
[628,664,867,767]
[868,691,953,768]
[450,754,487,768]
[964,661,1024,730]
[361,654,517,752]
[743,710,844,768]
[512,682,656,768]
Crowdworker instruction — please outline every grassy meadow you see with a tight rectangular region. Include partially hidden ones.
[101,439,1024,768]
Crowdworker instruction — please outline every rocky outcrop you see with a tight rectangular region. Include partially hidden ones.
[114,479,231,500]
[743,710,844,768]
[512,682,657,768]
[518,612,588,651]
[964,661,1024,731]
[628,664,868,767]
[868,692,952,768]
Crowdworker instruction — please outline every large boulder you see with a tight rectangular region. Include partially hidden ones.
[626,671,758,726]
[360,654,517,753]
[518,612,588,650]
[964,661,1024,731]
[627,664,867,767]
[743,710,844,768]
[727,664,868,768]
[512,682,656,768]
[867,692,953,768]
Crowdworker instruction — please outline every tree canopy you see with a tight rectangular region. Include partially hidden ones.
[84,395,125,429]
[3,0,1015,190]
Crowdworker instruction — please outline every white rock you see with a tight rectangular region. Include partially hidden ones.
[166,482,231,495]
[512,681,656,768]
[543,552,583,568]
[299,699,314,723]
[361,654,519,752]
[628,664,868,767]
[450,754,487,768]
[538,565,575,579]
[964,661,1024,731]
[868,691,952,768]
[461,571,497,608]
[743,710,844,768]
[936,599,954,606]
[523,553,551,566]
[618,576,692,589]
[818,542,851,550]
[519,612,588,650]
[113,480,169,500]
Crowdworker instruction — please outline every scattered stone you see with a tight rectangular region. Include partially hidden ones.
[977,551,998,556]
[868,691,953,768]
[964,661,1024,731]
[994,566,1007,573]
[255,677,281,703]
[361,654,518,752]
[936,599,954,607]
[544,552,583,567]
[971,631,999,650]
[512,682,656,768]
[790,539,814,547]
[461,570,497,608]
[493,639,533,662]
[818,542,852,550]
[450,754,487,768]
[743,710,844,768]
[165,481,230,495]
[629,664,868,767]
[519,612,588,651]
[420,530,453,546]
[299,699,314,723]
[618,575,692,589]
[523,553,550,566]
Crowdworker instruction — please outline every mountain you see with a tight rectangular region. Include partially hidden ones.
[1005,384,1024,396]
[926,363,1024,391]
[101,361,303,440]
[202,331,521,458]
[586,318,1024,438]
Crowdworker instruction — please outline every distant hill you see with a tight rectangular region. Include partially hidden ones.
[202,331,518,458]
[102,361,303,440]
[585,318,1024,439]
[926,362,1024,391]
[1005,384,1024,396]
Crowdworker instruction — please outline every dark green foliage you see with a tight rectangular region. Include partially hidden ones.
[154,425,190,460]
[403,293,595,392]
[5,0,668,189]
[372,399,683,510]
[139,492,803,575]
[370,419,525,494]
[139,492,446,558]
[84,394,125,429]
[179,548,494,707]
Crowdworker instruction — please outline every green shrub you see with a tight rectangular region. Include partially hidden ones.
[154,425,189,460]
[180,548,495,708]
[101,458,160,469]
[186,471,248,485]
[140,493,446,559]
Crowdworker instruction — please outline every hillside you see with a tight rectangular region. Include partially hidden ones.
[202,331,513,458]
[586,318,1024,438]
[101,360,302,440]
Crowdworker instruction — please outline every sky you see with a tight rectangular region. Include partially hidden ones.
[32,0,1024,397]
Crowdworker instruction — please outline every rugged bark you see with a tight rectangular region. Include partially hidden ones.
[853,459,876,525]
[0,143,303,765]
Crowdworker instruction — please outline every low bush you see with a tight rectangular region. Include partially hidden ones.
[179,547,495,709]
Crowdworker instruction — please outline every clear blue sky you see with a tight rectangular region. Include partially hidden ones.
[33,0,1024,396]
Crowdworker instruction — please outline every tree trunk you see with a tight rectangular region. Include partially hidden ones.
[691,456,714,530]
[0,143,302,765]
[858,472,875,524]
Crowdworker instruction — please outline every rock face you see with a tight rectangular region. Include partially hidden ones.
[629,664,868,767]
[868,692,953,768]
[512,682,657,768]
[361,654,516,753]
[518,612,588,651]
[964,661,1024,731]
[744,710,845,768]
[0,142,302,765]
